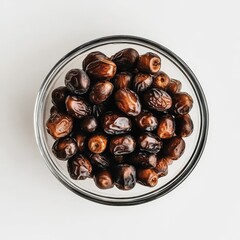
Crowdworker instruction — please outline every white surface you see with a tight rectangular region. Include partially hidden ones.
[1,0,239,239]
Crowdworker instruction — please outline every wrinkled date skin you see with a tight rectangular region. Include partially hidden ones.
[86,58,117,80]
[109,135,136,155]
[115,88,141,116]
[138,132,162,154]
[175,114,194,137]
[157,114,175,139]
[137,168,158,187]
[152,71,170,90]
[65,69,90,95]
[167,79,182,94]
[89,153,110,169]
[52,137,77,160]
[94,170,114,189]
[111,48,139,71]
[89,80,114,104]
[137,52,161,74]
[51,86,69,109]
[171,92,193,115]
[82,51,107,71]
[46,112,73,139]
[133,73,153,93]
[113,72,132,90]
[163,136,185,160]
[65,95,92,119]
[143,88,172,111]
[130,152,157,168]
[114,164,136,190]
[154,157,168,177]
[135,110,158,131]
[67,154,92,180]
[103,112,132,135]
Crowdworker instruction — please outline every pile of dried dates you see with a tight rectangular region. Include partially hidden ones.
[46,48,193,190]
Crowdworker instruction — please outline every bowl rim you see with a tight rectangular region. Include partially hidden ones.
[34,35,209,206]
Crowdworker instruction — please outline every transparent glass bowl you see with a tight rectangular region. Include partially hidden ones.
[34,35,209,205]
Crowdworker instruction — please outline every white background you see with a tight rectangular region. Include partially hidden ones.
[1,0,240,239]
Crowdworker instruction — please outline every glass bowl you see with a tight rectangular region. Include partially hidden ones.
[34,35,209,205]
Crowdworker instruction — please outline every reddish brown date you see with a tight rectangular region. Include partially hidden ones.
[138,132,162,154]
[80,116,98,133]
[65,69,90,95]
[152,71,170,90]
[82,51,107,71]
[175,114,193,137]
[111,48,139,71]
[137,52,161,74]
[143,88,172,111]
[103,112,132,135]
[46,112,73,139]
[132,73,153,93]
[130,152,157,168]
[114,164,136,190]
[86,58,116,80]
[163,136,185,160]
[52,137,77,160]
[89,80,114,104]
[115,88,141,116]
[135,110,158,131]
[65,95,92,119]
[75,133,86,152]
[156,114,175,139]
[109,135,136,155]
[88,134,107,154]
[171,92,193,115]
[67,154,92,180]
[167,79,182,94]
[94,170,114,189]
[137,168,158,187]
[154,157,168,177]
[113,72,132,89]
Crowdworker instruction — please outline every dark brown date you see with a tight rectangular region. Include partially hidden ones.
[109,135,136,155]
[88,134,107,154]
[65,95,92,119]
[111,48,139,71]
[114,155,126,164]
[92,103,106,118]
[171,92,193,115]
[46,112,73,139]
[138,132,162,154]
[115,88,141,116]
[82,51,107,71]
[162,136,185,160]
[75,133,86,152]
[154,157,168,177]
[156,114,175,139]
[67,154,92,180]
[152,71,170,90]
[137,52,161,74]
[143,88,172,111]
[135,110,158,131]
[175,114,193,137]
[50,105,58,116]
[167,79,182,94]
[137,168,158,187]
[102,112,132,135]
[51,86,69,109]
[132,73,153,93]
[89,80,113,104]
[52,137,77,160]
[86,58,116,80]
[94,170,114,189]
[130,152,157,168]
[114,164,136,190]
[113,72,132,89]
[65,69,90,95]
[81,116,98,133]
[89,153,110,169]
